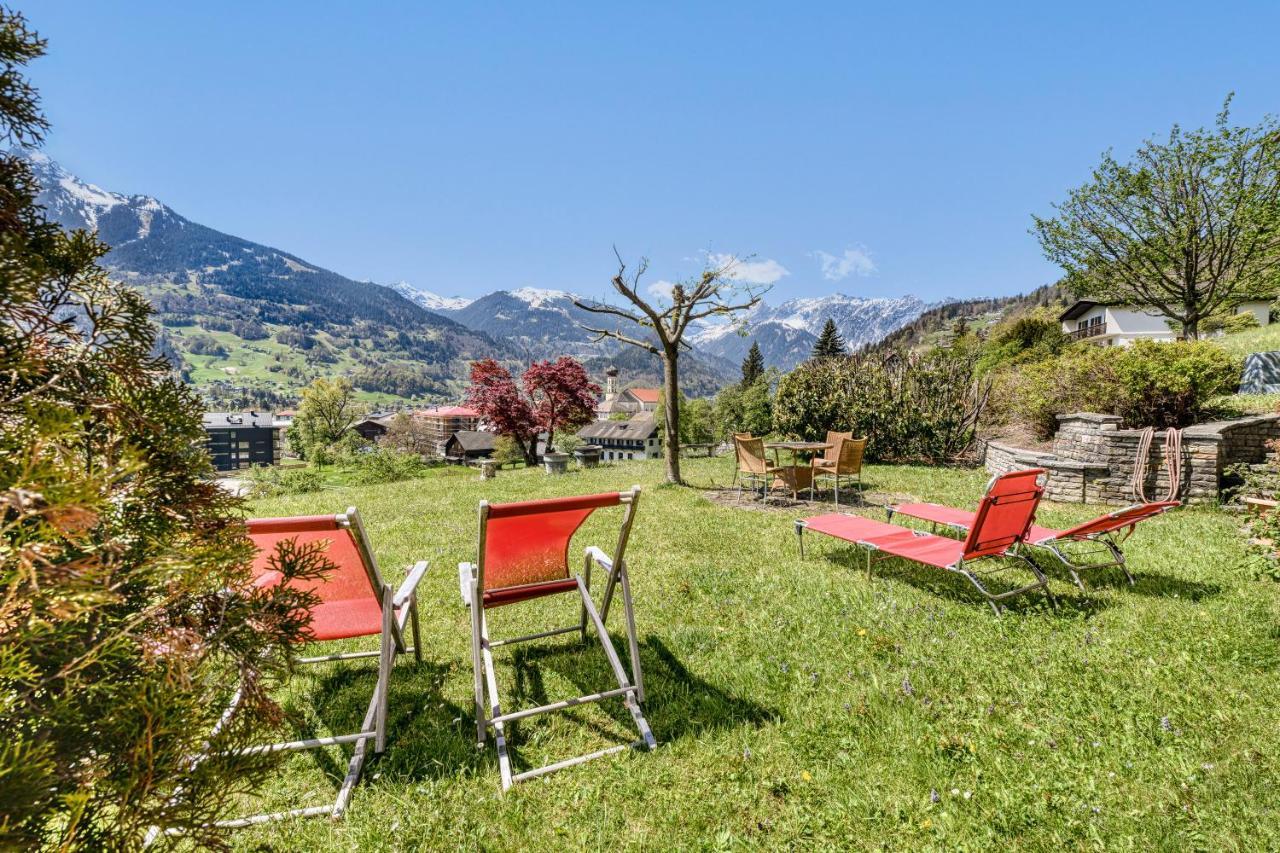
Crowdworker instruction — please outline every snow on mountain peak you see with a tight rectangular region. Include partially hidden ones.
[389,281,473,312]
[509,287,572,308]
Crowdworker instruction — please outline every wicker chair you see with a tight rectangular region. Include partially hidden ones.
[811,435,866,506]
[730,432,753,486]
[735,436,784,502]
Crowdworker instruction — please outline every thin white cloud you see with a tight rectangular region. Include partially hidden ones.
[814,246,876,281]
[646,279,676,301]
[706,252,789,285]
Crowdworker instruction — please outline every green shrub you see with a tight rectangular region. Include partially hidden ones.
[247,465,326,497]
[995,340,1242,438]
[773,345,990,462]
[0,17,321,844]
[348,448,432,485]
[975,309,1069,375]
[1203,311,1262,335]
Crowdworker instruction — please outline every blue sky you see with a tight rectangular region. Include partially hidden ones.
[24,1,1280,304]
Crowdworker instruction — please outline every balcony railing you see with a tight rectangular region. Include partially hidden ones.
[1069,323,1107,340]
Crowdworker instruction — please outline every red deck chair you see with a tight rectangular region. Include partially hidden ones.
[458,486,655,790]
[886,497,1179,590]
[221,508,428,826]
[795,469,1053,615]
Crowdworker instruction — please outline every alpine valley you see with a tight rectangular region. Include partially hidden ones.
[29,152,943,405]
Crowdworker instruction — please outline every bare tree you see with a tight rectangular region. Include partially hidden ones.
[575,252,765,484]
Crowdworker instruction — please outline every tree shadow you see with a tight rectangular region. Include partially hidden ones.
[815,540,1106,618]
[500,633,779,758]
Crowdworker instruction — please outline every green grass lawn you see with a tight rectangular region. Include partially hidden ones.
[235,458,1280,849]
[1215,322,1280,360]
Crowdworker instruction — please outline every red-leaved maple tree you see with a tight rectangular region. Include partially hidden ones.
[523,356,600,453]
[465,359,540,465]
[465,357,599,463]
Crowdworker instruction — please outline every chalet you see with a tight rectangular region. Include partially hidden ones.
[202,412,283,471]
[353,415,395,442]
[577,412,661,461]
[443,430,496,462]
[1060,299,1272,346]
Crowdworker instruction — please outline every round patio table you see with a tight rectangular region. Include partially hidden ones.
[764,441,831,495]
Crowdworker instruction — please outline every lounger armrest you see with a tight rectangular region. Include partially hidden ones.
[393,560,430,609]
[584,546,613,572]
[458,562,477,607]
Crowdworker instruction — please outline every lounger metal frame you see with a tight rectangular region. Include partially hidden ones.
[159,507,429,835]
[459,485,656,791]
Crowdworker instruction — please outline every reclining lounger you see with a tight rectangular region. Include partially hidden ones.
[885,499,1179,590]
[795,469,1052,615]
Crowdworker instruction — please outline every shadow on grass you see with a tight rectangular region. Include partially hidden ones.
[816,541,1106,617]
[282,657,485,785]
[504,634,779,756]
[1019,551,1223,600]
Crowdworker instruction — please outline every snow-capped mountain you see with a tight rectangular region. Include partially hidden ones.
[26,151,187,247]
[692,293,931,370]
[390,281,473,312]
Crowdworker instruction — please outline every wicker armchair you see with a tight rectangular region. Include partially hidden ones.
[810,435,866,506]
[735,436,784,502]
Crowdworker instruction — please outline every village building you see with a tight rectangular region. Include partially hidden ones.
[443,429,497,462]
[202,412,283,471]
[594,367,661,420]
[417,405,481,456]
[577,412,661,461]
[353,414,396,442]
[1060,299,1272,346]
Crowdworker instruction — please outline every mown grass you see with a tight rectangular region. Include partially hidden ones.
[235,457,1280,849]
[1216,322,1280,359]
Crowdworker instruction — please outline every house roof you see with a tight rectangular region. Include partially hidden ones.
[202,412,277,429]
[577,413,659,441]
[1058,299,1104,322]
[445,430,496,452]
[624,388,660,404]
[418,405,479,418]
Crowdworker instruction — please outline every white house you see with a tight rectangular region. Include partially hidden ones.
[1059,299,1272,346]
[577,412,662,461]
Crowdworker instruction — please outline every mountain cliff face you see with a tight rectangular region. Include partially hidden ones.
[25,152,507,406]
[691,293,932,370]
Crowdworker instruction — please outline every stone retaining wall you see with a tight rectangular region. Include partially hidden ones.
[981,412,1280,505]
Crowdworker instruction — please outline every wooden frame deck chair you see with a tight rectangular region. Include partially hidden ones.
[458,486,656,790]
[795,469,1053,615]
[810,433,865,506]
[886,498,1179,590]
[735,436,785,502]
[224,509,429,826]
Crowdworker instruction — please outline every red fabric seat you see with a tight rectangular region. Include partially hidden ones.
[479,492,622,609]
[246,514,391,640]
[893,502,1060,544]
[891,500,1177,545]
[801,514,967,568]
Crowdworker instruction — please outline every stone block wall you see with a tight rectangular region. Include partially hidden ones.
[981,412,1280,505]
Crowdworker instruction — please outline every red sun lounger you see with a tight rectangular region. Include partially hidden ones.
[458,486,655,790]
[213,508,428,828]
[795,469,1053,615]
[886,497,1179,591]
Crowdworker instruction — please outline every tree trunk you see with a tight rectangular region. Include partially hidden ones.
[661,346,682,485]
[520,435,538,467]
